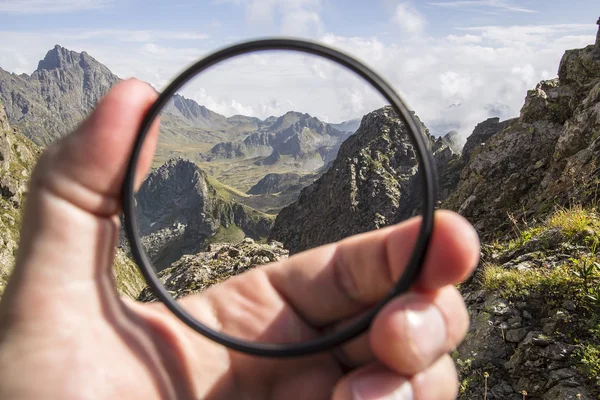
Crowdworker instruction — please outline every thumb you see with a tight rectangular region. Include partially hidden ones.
[2,79,159,314]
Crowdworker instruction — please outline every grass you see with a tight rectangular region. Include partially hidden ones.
[479,204,600,387]
[573,342,600,382]
[546,204,599,239]
[206,174,250,202]
[481,262,578,300]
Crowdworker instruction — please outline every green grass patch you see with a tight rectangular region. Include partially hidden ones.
[481,262,578,301]
[547,205,599,239]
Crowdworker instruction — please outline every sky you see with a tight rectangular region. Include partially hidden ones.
[0,0,598,140]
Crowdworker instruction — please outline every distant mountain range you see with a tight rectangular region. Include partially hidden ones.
[0,45,361,152]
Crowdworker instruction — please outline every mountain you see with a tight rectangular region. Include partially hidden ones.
[0,45,120,146]
[0,45,263,150]
[133,157,274,270]
[0,101,39,292]
[443,28,600,238]
[202,111,350,169]
[268,22,600,399]
[0,100,145,299]
[269,108,460,254]
[328,118,361,134]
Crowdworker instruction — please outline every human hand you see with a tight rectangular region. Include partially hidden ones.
[0,79,480,399]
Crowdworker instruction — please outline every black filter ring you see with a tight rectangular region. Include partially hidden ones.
[122,38,438,358]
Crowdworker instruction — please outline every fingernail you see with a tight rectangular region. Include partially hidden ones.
[403,298,446,360]
[352,373,413,400]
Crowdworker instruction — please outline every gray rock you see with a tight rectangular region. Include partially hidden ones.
[506,328,529,343]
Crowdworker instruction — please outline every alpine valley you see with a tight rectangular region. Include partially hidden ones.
[1,18,600,399]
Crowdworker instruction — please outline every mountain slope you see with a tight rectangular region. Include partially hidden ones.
[134,158,275,269]
[0,101,39,292]
[0,100,146,299]
[328,118,361,134]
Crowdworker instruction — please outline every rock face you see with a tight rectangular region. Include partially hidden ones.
[269,107,460,254]
[134,158,274,269]
[0,45,120,145]
[443,28,600,237]
[137,238,288,302]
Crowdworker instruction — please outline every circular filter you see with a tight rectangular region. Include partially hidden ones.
[122,38,437,358]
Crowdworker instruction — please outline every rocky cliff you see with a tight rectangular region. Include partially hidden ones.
[0,101,146,299]
[443,25,600,238]
[269,107,460,254]
[133,158,274,270]
[0,45,120,146]
[455,206,600,399]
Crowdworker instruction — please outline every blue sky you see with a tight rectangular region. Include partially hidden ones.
[0,0,598,138]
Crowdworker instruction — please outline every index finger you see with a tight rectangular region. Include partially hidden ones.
[263,210,479,327]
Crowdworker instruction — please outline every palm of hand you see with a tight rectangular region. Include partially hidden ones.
[0,80,479,400]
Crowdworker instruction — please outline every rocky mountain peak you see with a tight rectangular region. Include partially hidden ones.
[0,45,120,145]
[37,44,82,71]
[269,105,460,254]
[441,130,462,154]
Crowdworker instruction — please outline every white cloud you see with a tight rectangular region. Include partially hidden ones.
[218,0,324,36]
[393,2,426,35]
[0,0,111,13]
[0,21,597,142]
[428,0,536,13]
[51,30,210,43]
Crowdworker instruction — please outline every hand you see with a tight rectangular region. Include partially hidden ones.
[0,79,480,400]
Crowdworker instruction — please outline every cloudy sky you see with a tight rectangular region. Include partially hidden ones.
[0,0,597,139]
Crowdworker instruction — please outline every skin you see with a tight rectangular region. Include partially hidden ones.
[0,79,480,400]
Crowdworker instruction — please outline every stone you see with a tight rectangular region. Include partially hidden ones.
[545,342,573,361]
[506,328,529,343]
[562,300,576,311]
